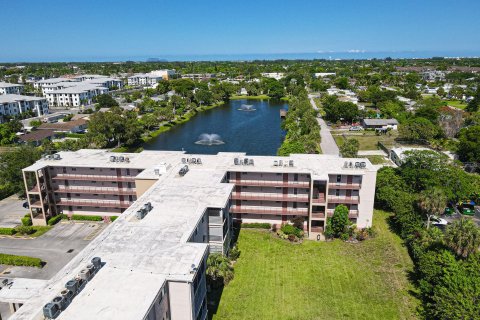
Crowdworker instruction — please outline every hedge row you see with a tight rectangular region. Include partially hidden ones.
[0,228,16,235]
[241,223,271,229]
[47,215,63,226]
[110,216,118,222]
[70,214,103,221]
[0,253,42,268]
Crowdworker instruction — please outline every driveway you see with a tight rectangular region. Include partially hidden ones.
[0,195,29,228]
[309,98,339,155]
[0,222,106,280]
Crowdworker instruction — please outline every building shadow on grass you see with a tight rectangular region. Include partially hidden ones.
[207,284,224,320]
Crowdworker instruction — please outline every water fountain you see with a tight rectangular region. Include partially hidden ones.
[195,133,225,146]
[238,104,256,112]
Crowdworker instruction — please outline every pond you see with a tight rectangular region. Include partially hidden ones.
[143,99,287,155]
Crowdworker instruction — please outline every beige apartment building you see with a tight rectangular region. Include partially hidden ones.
[8,150,376,319]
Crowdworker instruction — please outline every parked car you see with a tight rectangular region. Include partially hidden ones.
[349,126,363,131]
[430,215,448,227]
[22,201,29,209]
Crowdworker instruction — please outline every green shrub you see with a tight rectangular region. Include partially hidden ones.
[47,215,63,226]
[70,214,103,221]
[0,253,42,268]
[241,223,271,229]
[110,216,118,222]
[280,224,302,238]
[229,245,241,260]
[15,226,35,235]
[21,216,32,226]
[0,228,16,235]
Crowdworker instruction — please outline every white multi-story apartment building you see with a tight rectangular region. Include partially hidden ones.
[0,94,49,121]
[35,75,123,107]
[6,150,375,319]
[127,70,176,86]
[0,82,24,95]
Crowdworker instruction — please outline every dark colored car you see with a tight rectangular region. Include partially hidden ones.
[22,201,29,209]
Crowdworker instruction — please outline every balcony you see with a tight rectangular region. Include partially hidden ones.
[30,201,43,208]
[311,193,325,204]
[57,199,132,209]
[229,179,310,189]
[54,186,136,196]
[327,210,359,218]
[52,174,136,183]
[230,205,308,216]
[327,196,360,204]
[311,212,325,219]
[231,192,309,202]
[209,235,224,242]
[328,183,361,190]
[28,186,40,193]
[310,226,324,233]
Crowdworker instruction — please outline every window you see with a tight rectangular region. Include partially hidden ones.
[335,190,340,197]
[336,175,341,183]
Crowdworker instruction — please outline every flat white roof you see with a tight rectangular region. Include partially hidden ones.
[0,94,47,104]
[0,82,23,88]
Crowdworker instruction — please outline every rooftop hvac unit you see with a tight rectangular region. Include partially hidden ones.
[91,257,102,269]
[244,158,249,165]
[360,162,366,168]
[234,158,239,165]
[43,302,60,319]
[65,279,78,293]
[52,296,68,311]
[53,153,61,160]
[179,165,189,176]
[42,154,49,160]
[79,268,90,281]
[125,157,130,163]
[354,162,360,168]
[191,158,197,164]
[86,264,95,276]
[197,158,202,164]
[136,209,145,220]
[47,155,54,160]
[182,158,187,164]
[249,159,254,165]
[349,162,353,168]
[119,156,125,162]
[109,156,116,162]
[60,289,74,302]
[343,161,348,168]
[145,202,152,211]
[154,169,160,175]
[274,160,278,166]
[289,160,294,167]
[279,160,283,166]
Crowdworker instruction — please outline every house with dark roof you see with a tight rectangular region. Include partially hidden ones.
[18,130,56,146]
[361,118,399,130]
[37,118,87,133]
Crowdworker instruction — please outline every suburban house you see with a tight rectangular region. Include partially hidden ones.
[37,118,87,133]
[361,118,399,130]
[18,129,56,146]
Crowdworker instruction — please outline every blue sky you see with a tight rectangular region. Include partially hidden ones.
[1,0,480,61]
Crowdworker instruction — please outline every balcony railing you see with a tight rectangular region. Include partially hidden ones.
[230,205,309,216]
[54,186,136,196]
[231,193,309,202]
[311,193,326,204]
[310,226,324,233]
[311,212,326,219]
[327,210,359,218]
[327,196,360,204]
[328,183,361,190]
[209,235,224,242]
[57,199,132,209]
[52,174,136,182]
[229,179,310,189]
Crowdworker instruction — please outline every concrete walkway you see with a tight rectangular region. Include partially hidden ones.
[309,98,339,155]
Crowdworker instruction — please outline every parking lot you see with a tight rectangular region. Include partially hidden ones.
[0,195,28,228]
[443,206,480,227]
[0,222,106,280]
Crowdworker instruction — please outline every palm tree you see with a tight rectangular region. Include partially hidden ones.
[417,187,447,229]
[444,218,480,258]
[206,253,234,288]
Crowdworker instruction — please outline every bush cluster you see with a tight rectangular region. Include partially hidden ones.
[241,223,271,229]
[15,226,35,235]
[47,215,63,226]
[69,214,103,221]
[21,214,32,226]
[0,228,16,235]
[278,224,304,242]
[0,253,42,268]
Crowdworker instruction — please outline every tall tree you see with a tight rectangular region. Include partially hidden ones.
[417,188,447,229]
[444,219,480,258]
[339,138,360,158]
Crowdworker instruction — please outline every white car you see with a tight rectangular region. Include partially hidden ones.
[430,215,448,226]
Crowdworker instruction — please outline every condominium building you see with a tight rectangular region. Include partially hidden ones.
[128,70,176,86]
[9,150,375,319]
[0,82,24,95]
[0,94,49,122]
[35,75,123,107]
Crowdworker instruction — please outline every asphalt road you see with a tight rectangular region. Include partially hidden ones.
[309,97,340,155]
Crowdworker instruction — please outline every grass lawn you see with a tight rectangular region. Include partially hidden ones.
[230,95,271,100]
[365,155,388,165]
[334,132,398,150]
[211,210,419,320]
[444,100,467,110]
